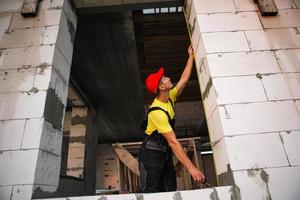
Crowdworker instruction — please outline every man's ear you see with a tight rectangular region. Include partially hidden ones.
[159,83,165,90]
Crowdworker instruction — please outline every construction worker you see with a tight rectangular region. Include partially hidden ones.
[139,45,205,193]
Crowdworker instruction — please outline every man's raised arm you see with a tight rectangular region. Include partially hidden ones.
[175,44,194,96]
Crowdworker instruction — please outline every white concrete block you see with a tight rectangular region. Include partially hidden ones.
[274,0,297,9]
[0,68,36,93]
[69,140,85,148]
[10,10,62,29]
[67,168,83,178]
[181,186,234,200]
[0,27,45,49]
[203,90,217,132]
[49,68,68,105]
[194,32,207,69]
[295,0,300,8]
[219,101,300,135]
[0,0,22,13]
[226,133,289,170]
[245,29,300,50]
[0,91,47,120]
[260,9,300,28]
[0,45,55,70]
[233,170,272,200]
[213,76,267,104]
[195,61,216,117]
[52,46,71,83]
[197,12,262,33]
[197,57,212,96]
[35,150,61,185]
[0,119,25,150]
[11,185,33,200]
[38,0,51,10]
[0,13,13,31]
[266,166,300,200]
[233,0,258,11]
[22,118,63,155]
[280,131,300,166]
[68,147,85,159]
[202,31,250,53]
[72,107,88,118]
[42,25,59,45]
[22,118,44,150]
[211,137,230,175]
[285,72,300,99]
[32,185,57,199]
[193,0,236,14]
[70,125,86,137]
[0,186,12,200]
[261,74,293,100]
[207,51,281,77]
[296,100,300,115]
[63,111,71,132]
[34,66,52,90]
[0,150,38,185]
[67,159,84,177]
[67,158,84,168]
[62,0,78,30]
[35,186,234,200]
[275,49,300,72]
[191,14,200,52]
[188,0,197,32]
[51,0,64,9]
[56,10,75,65]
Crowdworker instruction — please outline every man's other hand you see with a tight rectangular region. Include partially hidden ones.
[189,166,205,183]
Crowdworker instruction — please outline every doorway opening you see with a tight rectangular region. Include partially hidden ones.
[57,3,217,198]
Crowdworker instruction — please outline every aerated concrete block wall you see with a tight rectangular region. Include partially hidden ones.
[0,0,77,199]
[67,107,87,178]
[188,0,300,199]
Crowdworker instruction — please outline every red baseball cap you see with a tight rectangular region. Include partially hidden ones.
[145,67,164,94]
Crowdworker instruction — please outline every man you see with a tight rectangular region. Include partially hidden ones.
[139,45,205,193]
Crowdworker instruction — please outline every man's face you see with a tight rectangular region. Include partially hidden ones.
[159,75,173,90]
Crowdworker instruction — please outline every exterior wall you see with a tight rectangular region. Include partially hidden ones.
[0,0,77,199]
[187,0,300,199]
[35,186,238,200]
[96,144,120,191]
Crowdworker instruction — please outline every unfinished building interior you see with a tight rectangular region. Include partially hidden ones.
[58,3,216,197]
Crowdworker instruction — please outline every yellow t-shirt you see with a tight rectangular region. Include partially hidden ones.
[145,87,177,135]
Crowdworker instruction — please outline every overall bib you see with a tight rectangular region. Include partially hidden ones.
[139,100,177,193]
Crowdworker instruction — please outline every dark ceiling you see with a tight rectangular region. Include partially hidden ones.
[133,10,201,104]
[70,9,204,143]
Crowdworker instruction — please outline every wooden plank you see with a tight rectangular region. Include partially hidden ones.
[123,164,129,192]
[21,0,40,17]
[255,0,278,16]
[113,144,140,176]
[191,139,200,169]
[127,168,133,193]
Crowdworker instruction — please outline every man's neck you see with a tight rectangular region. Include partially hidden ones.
[156,90,169,103]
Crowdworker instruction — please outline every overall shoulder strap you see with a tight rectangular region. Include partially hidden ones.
[148,107,171,120]
[168,98,174,110]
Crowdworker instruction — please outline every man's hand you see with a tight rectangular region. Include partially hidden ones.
[188,44,194,57]
[189,166,205,183]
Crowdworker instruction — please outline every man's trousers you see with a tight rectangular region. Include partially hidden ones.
[139,145,177,193]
